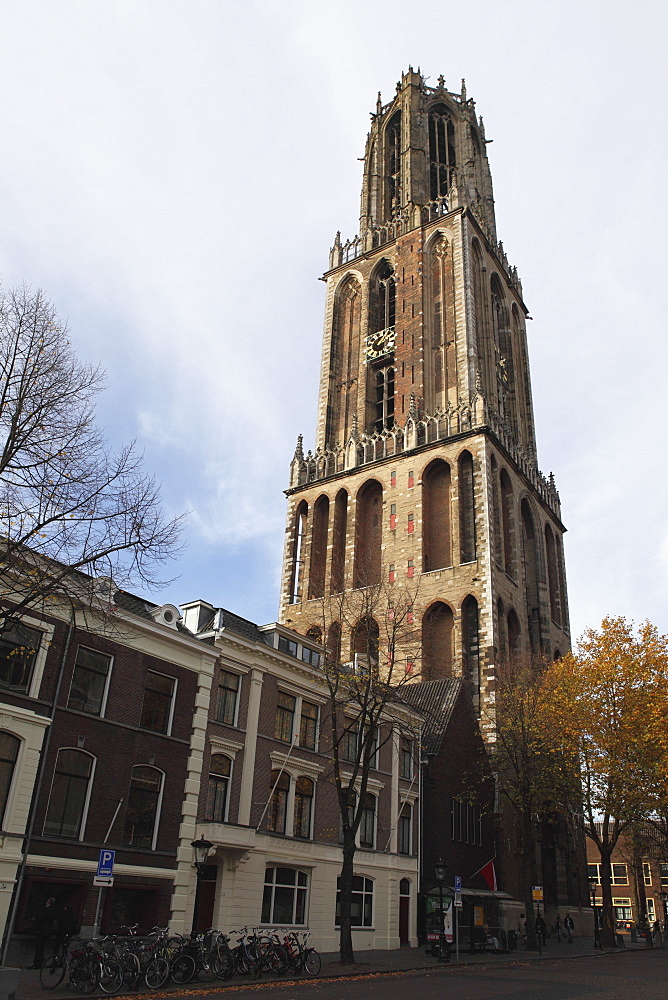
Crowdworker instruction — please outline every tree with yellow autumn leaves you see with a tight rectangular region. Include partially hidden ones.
[544,617,668,947]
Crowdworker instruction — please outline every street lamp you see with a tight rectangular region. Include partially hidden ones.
[434,860,450,963]
[190,836,213,935]
[660,891,668,937]
[588,876,601,949]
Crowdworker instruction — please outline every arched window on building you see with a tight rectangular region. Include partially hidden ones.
[423,459,451,572]
[369,260,396,334]
[308,494,329,600]
[327,277,361,447]
[497,597,506,660]
[490,455,501,567]
[425,234,454,410]
[458,451,476,563]
[544,523,562,626]
[289,501,308,604]
[206,754,232,824]
[500,469,515,577]
[44,748,95,840]
[386,112,401,215]
[122,765,163,849]
[326,622,342,667]
[350,616,380,668]
[471,240,493,399]
[422,602,454,680]
[354,480,382,588]
[507,608,521,654]
[462,595,480,703]
[428,103,456,200]
[360,793,376,848]
[330,489,348,594]
[520,498,542,652]
[0,732,20,826]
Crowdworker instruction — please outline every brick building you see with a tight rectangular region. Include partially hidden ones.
[277,68,583,927]
[0,584,216,962]
[587,830,668,933]
[181,601,422,951]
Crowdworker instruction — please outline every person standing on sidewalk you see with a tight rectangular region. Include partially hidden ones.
[535,913,547,948]
[30,897,58,968]
[555,914,562,942]
[564,913,574,943]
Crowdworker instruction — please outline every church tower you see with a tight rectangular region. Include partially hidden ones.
[278,69,570,714]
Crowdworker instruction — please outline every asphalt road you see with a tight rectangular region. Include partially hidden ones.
[148,950,667,1000]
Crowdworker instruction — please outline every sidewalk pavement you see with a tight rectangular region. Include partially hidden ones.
[11,935,662,1000]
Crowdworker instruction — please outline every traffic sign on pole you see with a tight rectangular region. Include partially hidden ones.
[93,875,114,887]
[97,849,116,878]
[454,876,461,891]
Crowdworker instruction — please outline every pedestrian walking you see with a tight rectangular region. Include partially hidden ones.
[535,913,547,947]
[555,913,562,942]
[564,912,574,943]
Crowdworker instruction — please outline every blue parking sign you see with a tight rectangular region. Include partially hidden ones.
[454,876,461,891]
[97,849,115,877]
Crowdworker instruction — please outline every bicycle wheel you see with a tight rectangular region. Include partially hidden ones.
[119,952,141,988]
[144,956,170,989]
[170,953,196,984]
[99,958,124,995]
[266,945,288,974]
[238,949,261,976]
[303,948,321,977]
[212,946,235,980]
[39,955,66,990]
[70,954,100,995]
[196,956,216,982]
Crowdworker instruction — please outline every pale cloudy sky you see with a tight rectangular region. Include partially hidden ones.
[0,0,666,642]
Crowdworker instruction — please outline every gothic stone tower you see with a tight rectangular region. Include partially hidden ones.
[278,68,570,716]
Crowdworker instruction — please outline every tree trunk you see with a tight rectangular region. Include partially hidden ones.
[599,850,616,948]
[338,831,357,964]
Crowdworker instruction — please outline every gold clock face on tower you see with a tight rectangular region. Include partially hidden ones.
[364,326,396,362]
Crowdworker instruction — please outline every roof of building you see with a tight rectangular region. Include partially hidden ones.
[215,608,268,645]
[401,678,464,755]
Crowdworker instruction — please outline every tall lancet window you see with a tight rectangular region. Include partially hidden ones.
[373,367,395,432]
[427,235,454,410]
[428,104,456,201]
[369,260,396,334]
[327,277,361,448]
[386,112,401,218]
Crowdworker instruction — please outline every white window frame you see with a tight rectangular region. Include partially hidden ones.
[292,775,315,840]
[336,873,374,928]
[216,669,242,727]
[267,751,324,839]
[359,792,377,850]
[67,645,114,717]
[206,753,233,824]
[43,747,96,841]
[398,801,412,855]
[0,615,54,699]
[261,866,310,926]
[140,670,177,736]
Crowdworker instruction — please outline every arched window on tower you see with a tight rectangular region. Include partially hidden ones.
[350,616,380,669]
[354,480,382,588]
[308,494,329,600]
[369,260,396,334]
[507,608,521,654]
[425,234,455,410]
[520,498,542,652]
[500,469,515,577]
[386,112,401,217]
[497,597,506,660]
[422,602,454,680]
[490,455,501,567]
[462,596,480,705]
[423,459,451,572]
[330,489,348,594]
[458,451,476,563]
[327,277,361,447]
[428,104,456,201]
[326,622,342,667]
[471,239,493,400]
[289,501,308,605]
[373,366,395,432]
[544,524,562,626]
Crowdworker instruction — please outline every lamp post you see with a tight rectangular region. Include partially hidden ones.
[588,876,601,949]
[191,836,213,936]
[660,892,668,942]
[434,859,450,963]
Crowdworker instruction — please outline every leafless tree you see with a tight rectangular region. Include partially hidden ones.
[308,581,422,964]
[0,284,183,626]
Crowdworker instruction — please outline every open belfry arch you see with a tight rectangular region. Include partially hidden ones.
[279,68,570,719]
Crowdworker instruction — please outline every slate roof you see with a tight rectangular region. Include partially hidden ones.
[402,678,463,756]
[215,608,268,645]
